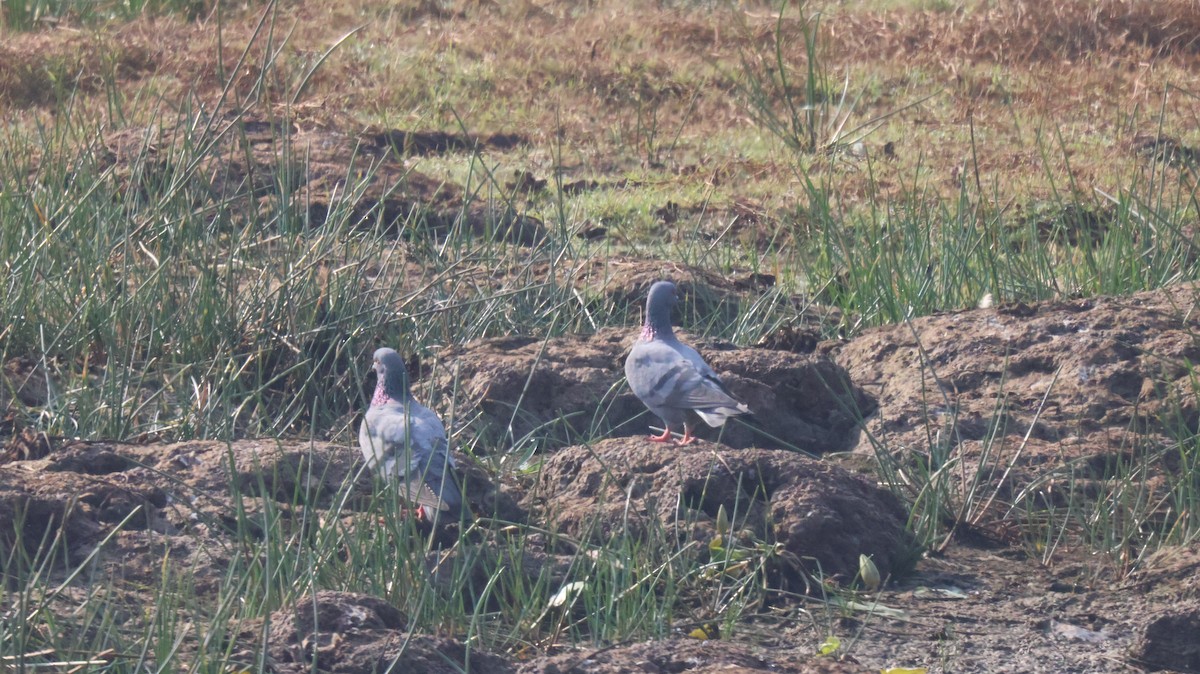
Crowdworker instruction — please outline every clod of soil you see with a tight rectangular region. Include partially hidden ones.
[1130,607,1200,672]
[1131,544,1200,599]
[0,479,102,564]
[519,638,866,674]
[264,591,513,674]
[529,437,913,586]
[2,356,47,408]
[432,327,872,452]
[0,458,168,564]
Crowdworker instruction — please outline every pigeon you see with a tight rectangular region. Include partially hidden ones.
[359,347,463,520]
[624,281,750,445]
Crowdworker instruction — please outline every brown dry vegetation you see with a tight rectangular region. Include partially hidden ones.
[4,0,1199,226]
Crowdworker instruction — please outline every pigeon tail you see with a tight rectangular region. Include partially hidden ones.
[405,476,463,518]
[695,402,751,428]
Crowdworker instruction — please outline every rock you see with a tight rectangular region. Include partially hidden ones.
[431,328,873,453]
[529,438,913,586]
[1130,606,1200,672]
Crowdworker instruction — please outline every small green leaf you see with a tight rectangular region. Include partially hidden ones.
[817,635,841,656]
[716,504,730,536]
[859,553,881,591]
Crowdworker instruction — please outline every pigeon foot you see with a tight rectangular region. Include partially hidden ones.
[649,428,674,443]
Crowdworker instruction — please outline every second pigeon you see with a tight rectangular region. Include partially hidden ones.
[625,281,750,445]
[359,347,463,520]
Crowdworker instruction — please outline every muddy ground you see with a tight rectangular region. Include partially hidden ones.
[5,280,1200,672]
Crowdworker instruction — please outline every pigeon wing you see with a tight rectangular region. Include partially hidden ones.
[360,402,462,515]
[403,403,463,515]
[627,340,745,411]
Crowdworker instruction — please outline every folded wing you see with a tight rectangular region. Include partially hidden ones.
[628,341,749,427]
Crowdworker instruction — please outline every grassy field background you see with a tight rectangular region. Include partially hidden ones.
[3,0,1200,670]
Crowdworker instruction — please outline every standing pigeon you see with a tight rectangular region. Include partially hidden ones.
[359,347,462,520]
[624,281,750,445]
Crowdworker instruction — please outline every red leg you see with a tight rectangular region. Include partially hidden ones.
[677,424,698,446]
[415,506,429,522]
[649,426,674,443]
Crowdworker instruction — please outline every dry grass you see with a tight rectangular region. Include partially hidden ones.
[2,0,1199,241]
[834,0,1200,64]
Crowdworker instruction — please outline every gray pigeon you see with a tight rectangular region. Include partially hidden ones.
[624,281,750,445]
[359,347,462,520]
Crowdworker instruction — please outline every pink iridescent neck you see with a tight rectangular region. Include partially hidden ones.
[371,379,391,406]
[640,324,655,341]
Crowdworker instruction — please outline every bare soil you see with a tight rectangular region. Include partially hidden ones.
[835,283,1200,553]
[6,282,1200,671]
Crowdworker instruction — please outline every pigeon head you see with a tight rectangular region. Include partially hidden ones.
[370,347,410,405]
[642,280,678,339]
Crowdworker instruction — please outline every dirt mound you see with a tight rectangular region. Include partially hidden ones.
[0,440,176,564]
[0,474,106,565]
[1130,544,1200,600]
[264,591,513,674]
[125,440,521,522]
[529,438,912,586]
[520,638,865,674]
[833,283,1200,535]
[6,291,1200,671]
[99,115,543,245]
[0,438,521,581]
[432,327,872,452]
[1130,606,1200,672]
